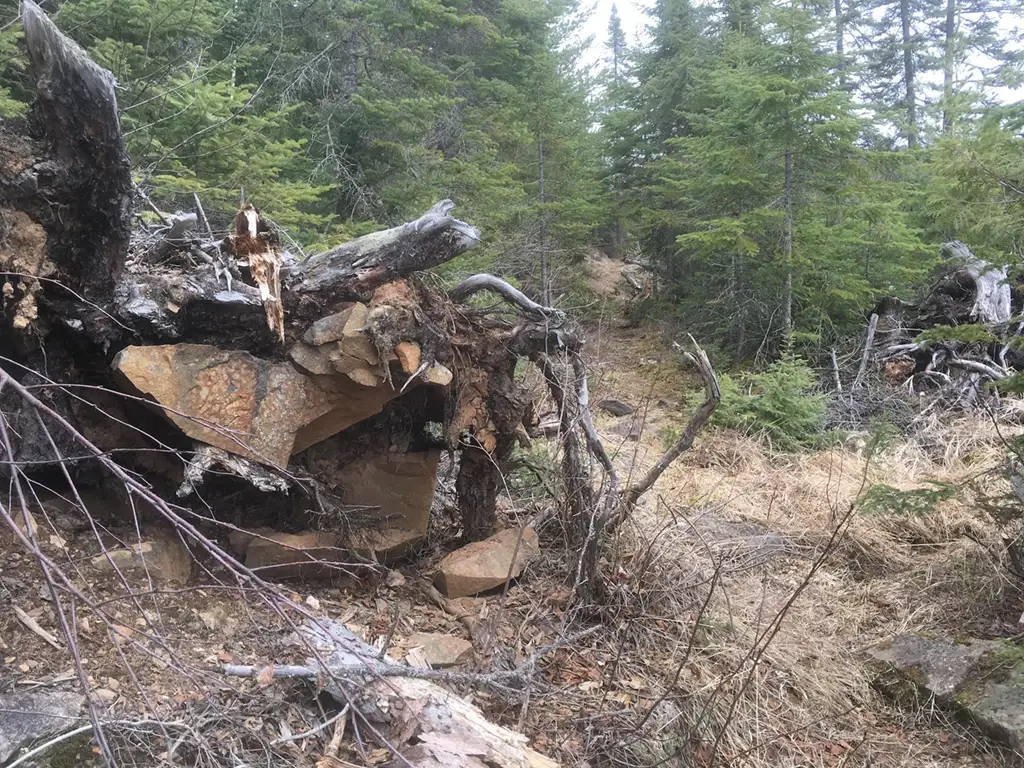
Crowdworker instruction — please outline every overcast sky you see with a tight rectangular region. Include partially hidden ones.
[576,0,648,70]
[573,0,1022,104]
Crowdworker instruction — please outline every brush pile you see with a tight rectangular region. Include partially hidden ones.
[856,241,1022,409]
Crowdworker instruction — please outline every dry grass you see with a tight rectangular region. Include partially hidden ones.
[497,323,1024,766]
[482,257,1024,766]
[549,403,1023,767]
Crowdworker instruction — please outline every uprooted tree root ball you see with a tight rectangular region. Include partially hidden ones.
[0,6,728,767]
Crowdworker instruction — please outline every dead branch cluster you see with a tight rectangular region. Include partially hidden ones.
[836,241,1024,418]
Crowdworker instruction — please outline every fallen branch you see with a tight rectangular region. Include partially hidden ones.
[14,605,62,650]
[223,618,580,767]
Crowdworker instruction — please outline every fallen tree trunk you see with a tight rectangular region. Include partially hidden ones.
[863,242,1019,407]
[225,617,562,768]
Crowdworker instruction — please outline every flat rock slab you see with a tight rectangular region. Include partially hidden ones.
[91,534,192,584]
[114,344,400,468]
[434,527,539,598]
[407,632,474,668]
[870,633,1024,751]
[335,449,441,559]
[245,530,342,580]
[597,398,636,417]
[0,690,85,763]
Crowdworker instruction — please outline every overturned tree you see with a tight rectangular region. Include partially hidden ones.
[0,4,720,765]
[853,242,1022,409]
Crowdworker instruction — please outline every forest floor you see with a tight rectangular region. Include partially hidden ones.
[566,252,1024,766]
[1,254,1023,767]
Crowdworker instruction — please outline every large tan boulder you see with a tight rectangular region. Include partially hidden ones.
[434,527,539,598]
[113,344,400,468]
[337,450,441,559]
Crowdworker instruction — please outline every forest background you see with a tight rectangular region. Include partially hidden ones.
[1,0,1022,367]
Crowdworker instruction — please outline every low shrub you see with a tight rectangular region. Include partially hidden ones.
[702,356,828,452]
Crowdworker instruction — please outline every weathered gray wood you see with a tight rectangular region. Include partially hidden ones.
[111,202,481,349]
[224,618,559,768]
[288,200,480,314]
[940,241,1012,325]
[853,313,879,389]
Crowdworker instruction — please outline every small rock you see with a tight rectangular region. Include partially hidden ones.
[407,632,474,668]
[394,342,422,375]
[341,363,384,388]
[91,534,192,584]
[0,691,86,763]
[92,688,117,704]
[304,304,368,347]
[424,364,453,386]
[13,511,37,538]
[245,531,341,580]
[289,342,335,376]
[339,332,380,366]
[596,398,636,417]
[198,606,240,638]
[385,570,407,588]
[434,527,539,598]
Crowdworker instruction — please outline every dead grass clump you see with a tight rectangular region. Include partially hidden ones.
[551,407,1024,767]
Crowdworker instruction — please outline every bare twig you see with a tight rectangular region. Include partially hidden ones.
[623,338,720,512]
[271,706,350,745]
[853,313,879,389]
[13,605,61,650]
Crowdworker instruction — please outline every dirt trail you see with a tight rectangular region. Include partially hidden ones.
[573,251,1022,767]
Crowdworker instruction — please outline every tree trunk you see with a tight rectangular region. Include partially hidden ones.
[835,0,847,88]
[943,0,956,133]
[901,0,919,148]
[456,448,500,541]
[12,0,132,338]
[782,148,794,348]
[538,133,551,306]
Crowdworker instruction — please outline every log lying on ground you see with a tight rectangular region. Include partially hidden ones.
[224,617,560,768]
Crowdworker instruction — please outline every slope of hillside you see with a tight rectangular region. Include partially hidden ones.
[563,252,1023,767]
